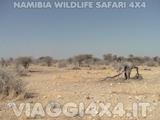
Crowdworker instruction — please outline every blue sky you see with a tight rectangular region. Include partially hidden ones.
[0,0,160,58]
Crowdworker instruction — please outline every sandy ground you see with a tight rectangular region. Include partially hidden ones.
[0,65,160,120]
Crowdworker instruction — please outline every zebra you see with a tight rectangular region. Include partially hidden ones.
[101,60,141,81]
[118,61,140,80]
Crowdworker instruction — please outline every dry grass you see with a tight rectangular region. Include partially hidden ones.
[0,65,160,120]
[0,70,25,99]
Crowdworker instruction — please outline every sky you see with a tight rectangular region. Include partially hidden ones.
[0,0,160,59]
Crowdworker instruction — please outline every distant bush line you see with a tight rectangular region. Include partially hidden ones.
[1,54,160,68]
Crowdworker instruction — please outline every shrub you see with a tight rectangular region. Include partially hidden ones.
[144,61,158,67]
[1,58,8,67]
[16,57,32,69]
[153,56,160,65]
[91,59,105,65]
[16,66,29,77]
[127,56,144,65]
[153,56,160,62]
[38,56,53,67]
[103,53,120,64]
[103,53,113,62]
[57,60,67,68]
[0,70,25,98]
[72,54,93,67]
